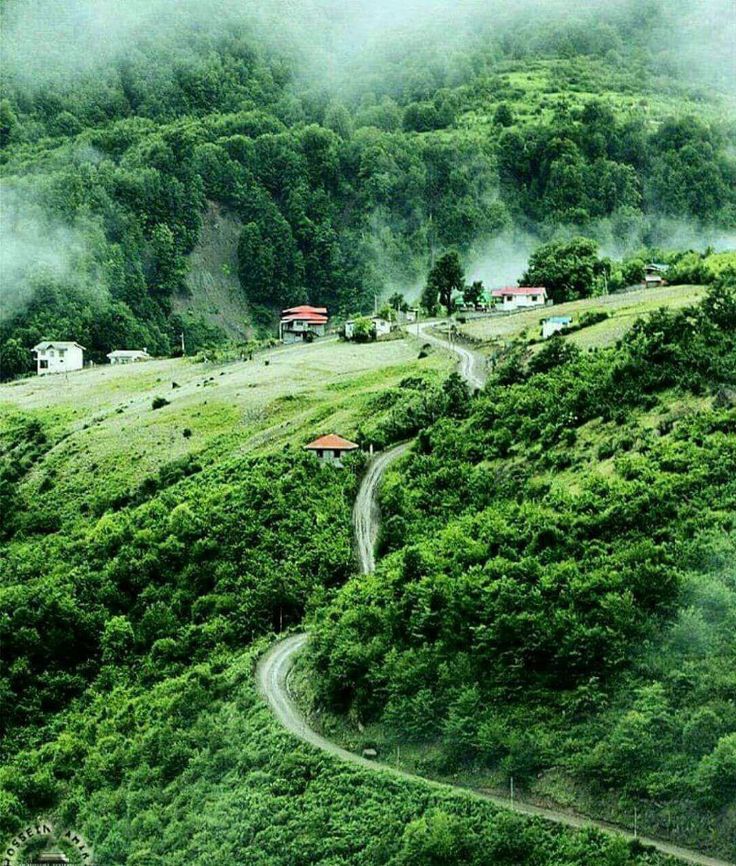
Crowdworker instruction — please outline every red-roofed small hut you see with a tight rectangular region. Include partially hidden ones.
[304,433,360,466]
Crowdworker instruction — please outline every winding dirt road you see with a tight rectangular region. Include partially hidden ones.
[415,320,486,390]
[352,441,412,574]
[256,636,731,866]
[256,328,733,866]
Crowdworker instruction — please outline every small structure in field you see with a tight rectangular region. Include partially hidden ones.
[304,433,359,466]
[542,316,573,339]
[280,305,329,343]
[643,263,668,288]
[405,308,418,323]
[491,286,547,311]
[344,316,393,341]
[107,348,151,365]
[31,341,85,376]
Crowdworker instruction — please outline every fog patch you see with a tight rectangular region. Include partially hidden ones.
[0,184,106,322]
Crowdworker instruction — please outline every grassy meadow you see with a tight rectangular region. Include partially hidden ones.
[458,285,706,351]
[0,338,451,530]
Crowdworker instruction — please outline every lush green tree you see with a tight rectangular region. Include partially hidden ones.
[522,237,603,303]
[462,280,484,308]
[494,102,514,127]
[427,252,465,315]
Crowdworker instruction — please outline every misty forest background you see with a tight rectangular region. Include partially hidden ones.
[1,0,736,376]
[1,2,736,865]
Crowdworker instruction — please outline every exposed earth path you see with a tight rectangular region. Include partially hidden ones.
[415,320,486,389]
[256,327,733,866]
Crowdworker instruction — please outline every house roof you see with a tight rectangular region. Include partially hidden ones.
[32,341,86,351]
[281,313,329,324]
[282,304,328,315]
[545,316,572,323]
[304,434,360,452]
[107,349,150,357]
[491,287,547,297]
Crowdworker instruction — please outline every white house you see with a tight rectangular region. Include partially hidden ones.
[541,316,573,339]
[304,433,360,466]
[107,349,151,365]
[491,286,547,311]
[280,305,329,343]
[344,316,392,340]
[31,341,85,376]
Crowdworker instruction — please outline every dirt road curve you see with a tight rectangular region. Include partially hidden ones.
[256,634,732,866]
[416,321,486,390]
[352,441,412,574]
[256,324,733,866]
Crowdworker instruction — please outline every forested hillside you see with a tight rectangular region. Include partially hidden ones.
[2,0,735,378]
[308,282,736,857]
[2,2,735,863]
[0,338,675,865]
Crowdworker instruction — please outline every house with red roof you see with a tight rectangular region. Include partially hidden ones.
[491,286,547,311]
[304,433,360,466]
[280,305,329,343]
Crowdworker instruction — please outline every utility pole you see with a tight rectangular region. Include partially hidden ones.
[180,332,186,356]
[510,776,514,807]
[634,806,638,837]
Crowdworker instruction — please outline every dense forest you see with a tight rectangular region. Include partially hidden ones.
[308,279,736,856]
[0,354,679,865]
[2,0,736,378]
[2,1,735,863]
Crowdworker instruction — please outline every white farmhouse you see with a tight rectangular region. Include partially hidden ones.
[31,341,85,376]
[344,316,392,340]
[491,286,547,311]
[107,349,151,365]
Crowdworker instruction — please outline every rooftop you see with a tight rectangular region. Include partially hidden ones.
[281,313,329,324]
[32,341,86,351]
[282,304,328,315]
[304,433,360,451]
[491,286,547,297]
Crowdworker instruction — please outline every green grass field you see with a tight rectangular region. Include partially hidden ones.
[0,337,452,529]
[459,285,706,350]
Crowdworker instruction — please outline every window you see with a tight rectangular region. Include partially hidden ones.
[59,349,66,357]
[40,360,49,369]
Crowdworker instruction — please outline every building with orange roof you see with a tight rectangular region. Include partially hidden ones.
[304,433,360,466]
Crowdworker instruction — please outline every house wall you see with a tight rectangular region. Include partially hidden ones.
[542,320,569,339]
[281,322,327,343]
[36,346,84,375]
[498,293,545,311]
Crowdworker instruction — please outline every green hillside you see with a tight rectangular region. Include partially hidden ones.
[308,286,736,858]
[0,331,678,865]
[458,284,707,350]
[2,2,736,864]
